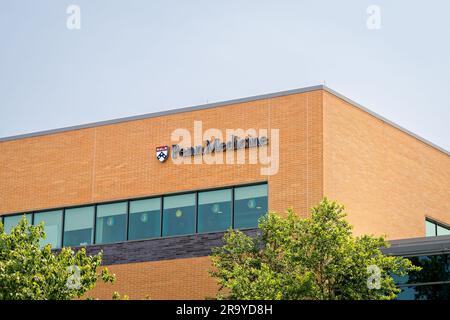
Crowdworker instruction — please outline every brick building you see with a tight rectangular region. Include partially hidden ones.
[1,85,449,299]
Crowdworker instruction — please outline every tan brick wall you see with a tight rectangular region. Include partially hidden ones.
[87,256,218,300]
[323,91,450,239]
[266,91,323,216]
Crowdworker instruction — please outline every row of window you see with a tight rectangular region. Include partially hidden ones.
[0,183,268,249]
[425,219,450,237]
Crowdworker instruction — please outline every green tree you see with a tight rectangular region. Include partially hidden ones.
[210,198,420,300]
[0,216,115,300]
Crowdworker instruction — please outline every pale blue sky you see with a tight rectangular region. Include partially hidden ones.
[0,0,449,151]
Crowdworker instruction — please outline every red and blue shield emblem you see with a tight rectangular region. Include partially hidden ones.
[156,146,169,162]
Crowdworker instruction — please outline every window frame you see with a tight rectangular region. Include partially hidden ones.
[95,201,129,245]
[33,209,64,249]
[128,196,162,241]
[63,205,96,247]
[233,183,269,230]
[162,192,197,238]
[197,188,233,234]
[425,218,450,237]
[2,213,33,234]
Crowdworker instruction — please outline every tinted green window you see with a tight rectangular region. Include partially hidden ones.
[426,220,436,237]
[437,225,450,236]
[34,210,63,248]
[3,214,32,234]
[396,283,450,300]
[234,184,268,229]
[64,206,94,247]
[95,202,127,244]
[163,194,195,237]
[198,189,232,233]
[129,198,161,240]
[426,220,450,237]
[396,254,450,300]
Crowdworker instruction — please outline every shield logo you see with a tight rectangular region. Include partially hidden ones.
[156,146,169,162]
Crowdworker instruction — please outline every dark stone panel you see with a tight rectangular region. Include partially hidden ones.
[58,231,450,266]
[59,229,260,266]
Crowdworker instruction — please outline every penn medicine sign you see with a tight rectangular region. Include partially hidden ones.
[171,135,268,159]
[158,121,279,176]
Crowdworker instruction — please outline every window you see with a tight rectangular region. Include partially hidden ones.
[395,254,450,300]
[129,198,161,240]
[96,202,127,244]
[163,193,195,237]
[198,189,232,233]
[437,225,450,236]
[34,210,63,248]
[426,220,436,237]
[3,214,32,234]
[234,184,268,229]
[426,219,450,237]
[63,206,94,247]
[397,283,450,300]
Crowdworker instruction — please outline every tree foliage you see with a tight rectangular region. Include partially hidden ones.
[211,198,420,300]
[0,216,115,300]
